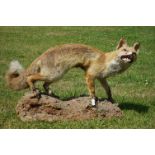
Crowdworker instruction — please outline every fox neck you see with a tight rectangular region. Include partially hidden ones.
[101,51,131,78]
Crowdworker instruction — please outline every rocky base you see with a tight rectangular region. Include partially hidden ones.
[16,92,123,122]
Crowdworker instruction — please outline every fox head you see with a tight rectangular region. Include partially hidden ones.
[116,38,140,64]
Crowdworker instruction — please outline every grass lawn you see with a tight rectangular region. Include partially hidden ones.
[0,26,155,128]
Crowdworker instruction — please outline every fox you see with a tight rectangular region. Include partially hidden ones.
[5,38,140,106]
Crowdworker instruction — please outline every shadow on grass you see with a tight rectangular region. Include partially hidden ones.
[119,102,149,113]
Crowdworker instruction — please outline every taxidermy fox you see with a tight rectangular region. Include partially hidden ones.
[6,38,140,106]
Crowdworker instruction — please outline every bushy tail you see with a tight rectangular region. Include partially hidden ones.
[5,60,28,90]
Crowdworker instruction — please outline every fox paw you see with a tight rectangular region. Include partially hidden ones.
[91,98,96,106]
[90,97,99,107]
[31,89,41,99]
[44,90,52,96]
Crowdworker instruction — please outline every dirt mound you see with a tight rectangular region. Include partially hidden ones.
[16,92,123,122]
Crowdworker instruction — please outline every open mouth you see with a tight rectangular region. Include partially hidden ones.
[121,54,133,63]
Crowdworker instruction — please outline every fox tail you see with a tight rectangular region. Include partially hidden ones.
[5,60,28,90]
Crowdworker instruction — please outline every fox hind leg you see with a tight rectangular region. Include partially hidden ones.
[43,82,51,95]
[27,74,47,97]
[43,82,59,98]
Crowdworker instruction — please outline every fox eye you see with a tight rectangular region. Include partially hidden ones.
[123,49,127,51]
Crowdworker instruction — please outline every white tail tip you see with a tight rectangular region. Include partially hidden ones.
[9,60,24,74]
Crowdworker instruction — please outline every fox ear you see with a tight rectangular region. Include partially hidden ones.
[133,42,140,51]
[116,38,126,49]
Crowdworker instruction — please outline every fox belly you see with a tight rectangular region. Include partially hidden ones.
[39,65,68,82]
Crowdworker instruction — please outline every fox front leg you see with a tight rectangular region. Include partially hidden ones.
[98,78,115,103]
[85,74,97,106]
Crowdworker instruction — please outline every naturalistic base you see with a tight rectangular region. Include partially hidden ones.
[16,92,123,122]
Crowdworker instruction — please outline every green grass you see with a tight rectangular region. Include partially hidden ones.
[0,26,155,128]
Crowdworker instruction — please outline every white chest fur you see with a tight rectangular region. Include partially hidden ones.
[103,59,122,77]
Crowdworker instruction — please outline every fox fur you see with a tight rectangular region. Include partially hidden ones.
[5,60,28,90]
[6,38,140,106]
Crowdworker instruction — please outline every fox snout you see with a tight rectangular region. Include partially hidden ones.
[120,52,137,63]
